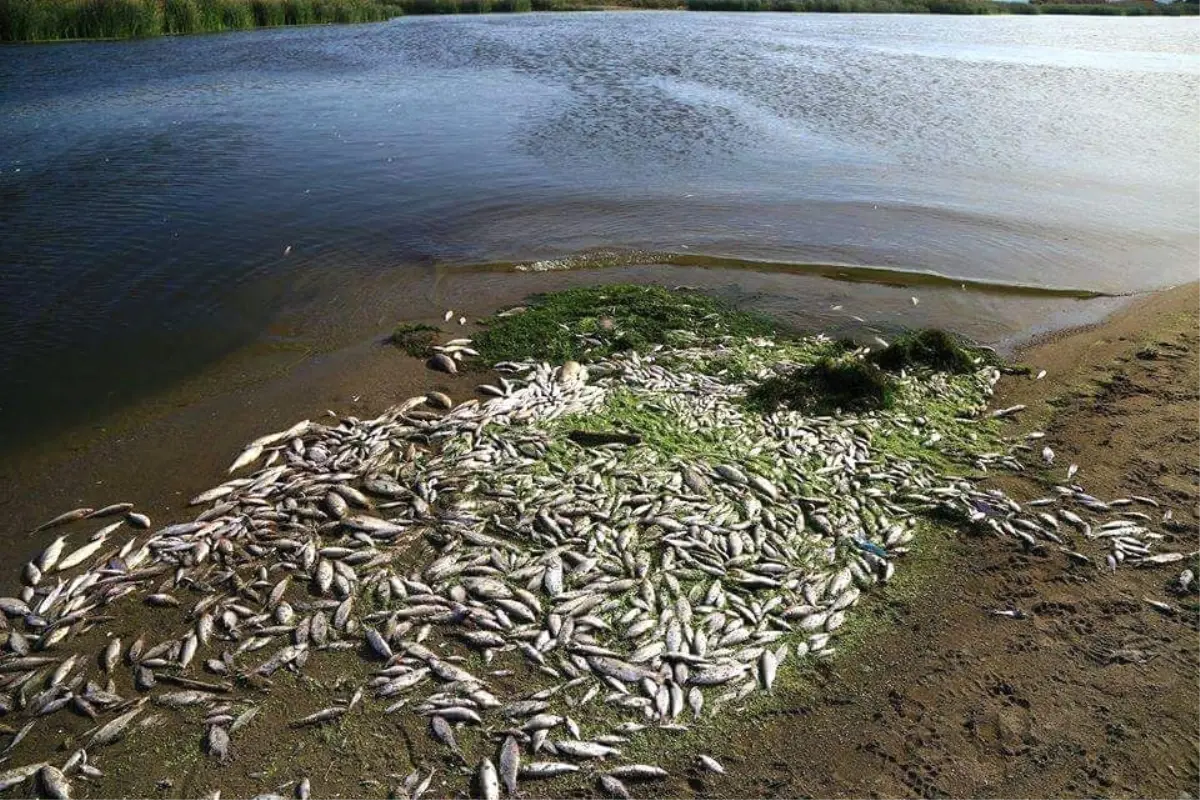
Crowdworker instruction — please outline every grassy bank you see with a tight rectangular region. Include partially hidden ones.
[0,0,402,40]
[3,0,1192,42]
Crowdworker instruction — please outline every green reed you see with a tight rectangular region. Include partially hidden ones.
[1,0,403,41]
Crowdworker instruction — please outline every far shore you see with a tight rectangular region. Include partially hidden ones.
[3,0,1194,45]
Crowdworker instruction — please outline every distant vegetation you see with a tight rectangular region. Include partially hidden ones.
[0,0,1192,42]
[686,0,1195,12]
[0,0,401,40]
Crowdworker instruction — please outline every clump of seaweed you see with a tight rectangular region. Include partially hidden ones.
[475,284,777,364]
[869,329,984,374]
[746,356,896,414]
[387,323,441,358]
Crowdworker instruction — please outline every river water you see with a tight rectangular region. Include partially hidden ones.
[1,13,1197,451]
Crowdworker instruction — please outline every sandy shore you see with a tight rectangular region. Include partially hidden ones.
[680,282,1199,799]
[0,282,1194,798]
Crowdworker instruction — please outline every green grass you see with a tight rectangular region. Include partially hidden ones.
[552,388,754,464]
[386,322,441,358]
[746,356,897,415]
[473,284,777,366]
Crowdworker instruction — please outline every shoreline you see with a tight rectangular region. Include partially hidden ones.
[0,279,1158,558]
[0,282,1194,798]
[0,269,1143,545]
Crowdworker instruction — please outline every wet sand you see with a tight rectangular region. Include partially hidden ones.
[0,281,1195,799]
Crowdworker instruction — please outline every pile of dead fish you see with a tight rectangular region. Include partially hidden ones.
[0,334,1191,800]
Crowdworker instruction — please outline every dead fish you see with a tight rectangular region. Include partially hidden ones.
[598,775,630,799]
[697,755,725,774]
[554,741,619,759]
[0,763,48,792]
[426,391,454,410]
[1137,553,1187,566]
[90,700,146,746]
[57,538,106,572]
[758,649,778,692]
[443,310,455,322]
[498,736,520,796]
[1144,598,1176,615]
[519,763,579,779]
[205,726,231,763]
[474,759,499,800]
[290,706,345,727]
[428,354,458,375]
[156,690,212,708]
[35,509,93,532]
[430,716,462,756]
[989,608,1028,620]
[37,536,67,572]
[0,597,31,617]
[228,443,264,474]
[87,503,133,519]
[607,765,668,780]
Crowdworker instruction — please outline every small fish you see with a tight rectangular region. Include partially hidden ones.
[989,608,1027,620]
[430,716,462,756]
[228,443,264,474]
[57,538,106,572]
[598,775,630,799]
[474,758,499,800]
[443,310,455,322]
[498,736,520,796]
[1144,597,1176,615]
[697,755,725,774]
[0,763,48,793]
[290,706,345,727]
[1042,446,1055,464]
[428,353,458,375]
[910,296,919,306]
[35,509,93,532]
[90,700,146,746]
[1035,369,1047,380]
[519,763,579,779]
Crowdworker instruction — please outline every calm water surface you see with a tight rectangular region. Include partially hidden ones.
[1,13,1197,449]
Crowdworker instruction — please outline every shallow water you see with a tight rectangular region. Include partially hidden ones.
[1,13,1197,450]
